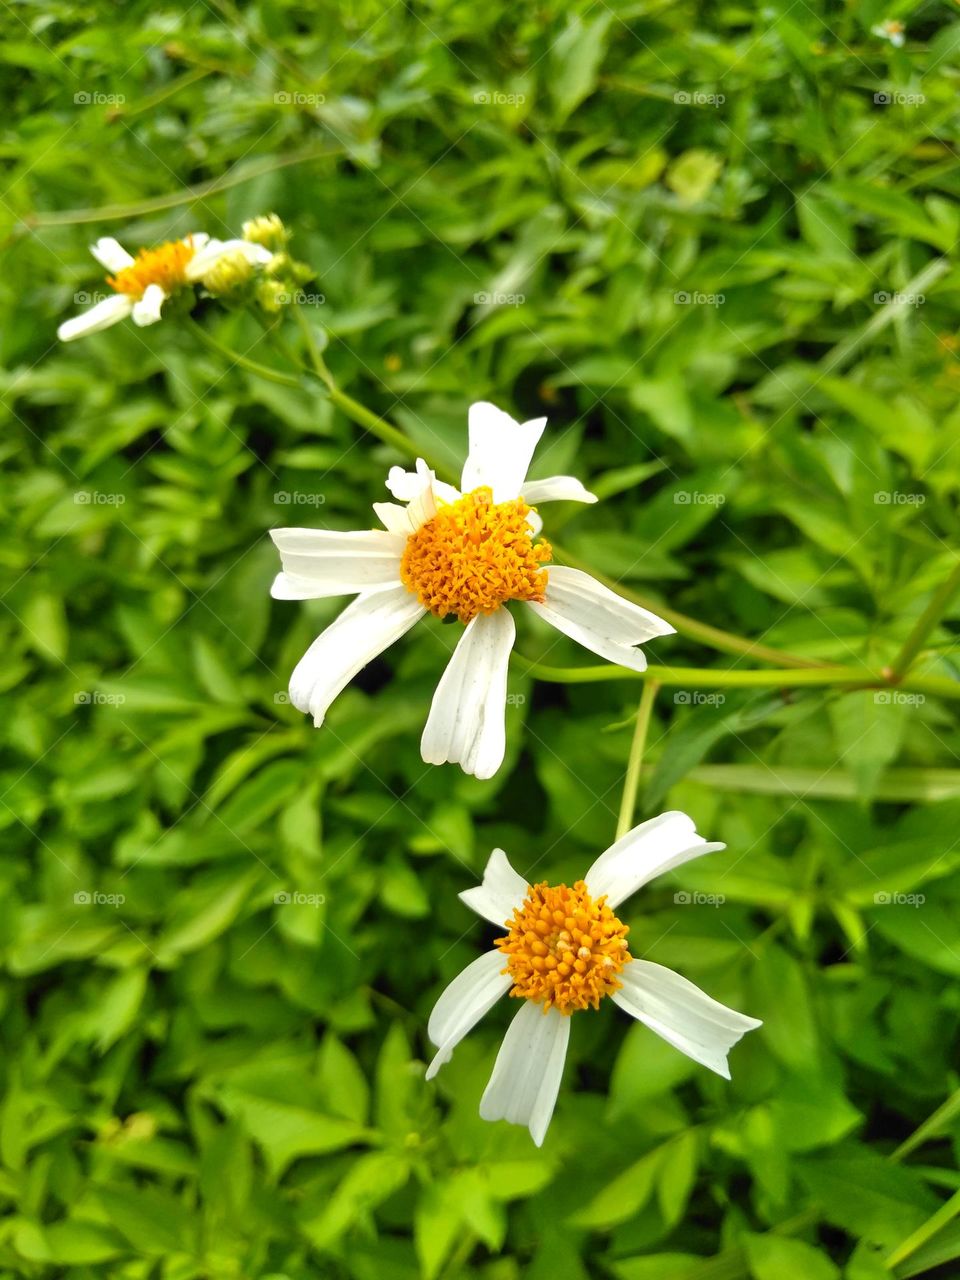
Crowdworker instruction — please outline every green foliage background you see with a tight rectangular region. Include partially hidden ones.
[2,0,960,1276]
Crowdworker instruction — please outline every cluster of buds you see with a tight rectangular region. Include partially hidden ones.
[212,213,315,314]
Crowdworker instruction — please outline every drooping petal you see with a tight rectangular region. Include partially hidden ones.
[89,237,134,273]
[525,565,674,671]
[288,584,424,725]
[459,848,529,927]
[386,461,459,518]
[612,960,761,1079]
[57,293,134,342]
[270,528,405,599]
[461,402,547,502]
[425,951,512,1080]
[131,283,167,326]
[185,237,272,280]
[522,476,597,505]
[420,608,515,779]
[374,501,417,536]
[479,1001,570,1146]
[585,811,725,908]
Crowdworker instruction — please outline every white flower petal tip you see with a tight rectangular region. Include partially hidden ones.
[57,293,134,342]
[479,1001,571,1146]
[420,609,516,779]
[612,959,761,1079]
[462,402,548,501]
[185,237,273,280]
[522,476,598,505]
[585,811,726,908]
[269,527,404,599]
[287,585,424,726]
[131,283,167,327]
[458,848,529,927]
[426,951,512,1081]
[89,237,134,273]
[526,565,675,671]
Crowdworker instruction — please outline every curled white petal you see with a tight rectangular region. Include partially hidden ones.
[386,460,459,522]
[57,293,134,342]
[421,609,515,779]
[131,283,167,327]
[525,565,674,671]
[374,501,417,536]
[185,237,272,280]
[522,476,597,505]
[479,1001,570,1147]
[270,527,404,599]
[612,960,761,1079]
[288,584,424,726]
[585,811,725,908]
[425,951,512,1080]
[461,402,547,501]
[89,237,134,273]
[459,848,529,927]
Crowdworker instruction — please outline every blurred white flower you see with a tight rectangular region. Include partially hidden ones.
[270,402,675,779]
[57,232,272,341]
[426,812,762,1145]
[872,19,905,46]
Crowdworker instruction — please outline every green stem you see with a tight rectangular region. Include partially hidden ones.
[885,1188,960,1269]
[186,318,304,388]
[616,681,659,839]
[889,557,960,679]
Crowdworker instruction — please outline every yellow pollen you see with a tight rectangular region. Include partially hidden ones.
[107,237,198,298]
[399,486,551,624]
[496,880,631,1014]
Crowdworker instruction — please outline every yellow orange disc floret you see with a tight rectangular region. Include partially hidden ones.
[497,880,631,1014]
[400,486,551,624]
[107,238,198,298]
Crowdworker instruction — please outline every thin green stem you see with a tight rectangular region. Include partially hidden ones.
[889,557,960,679]
[885,1188,960,1269]
[185,319,304,388]
[616,681,659,839]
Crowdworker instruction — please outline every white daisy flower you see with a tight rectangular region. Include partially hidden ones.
[270,401,675,779]
[426,812,762,1145]
[872,19,905,46]
[57,232,273,341]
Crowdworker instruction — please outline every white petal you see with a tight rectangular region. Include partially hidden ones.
[425,951,512,1080]
[459,848,529,927]
[585,811,725,908]
[132,283,166,326]
[479,1001,570,1147]
[57,293,134,342]
[421,609,515,779]
[374,501,416,536]
[522,476,597,505]
[386,461,459,521]
[185,237,272,280]
[89,237,134,273]
[526,565,674,671]
[461,402,547,501]
[288,584,424,725]
[270,527,405,599]
[612,960,761,1079]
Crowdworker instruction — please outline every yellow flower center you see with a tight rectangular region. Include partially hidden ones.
[107,238,198,298]
[399,487,551,624]
[497,880,632,1014]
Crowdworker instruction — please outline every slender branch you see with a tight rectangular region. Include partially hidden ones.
[616,681,659,839]
[185,318,304,388]
[889,557,960,679]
